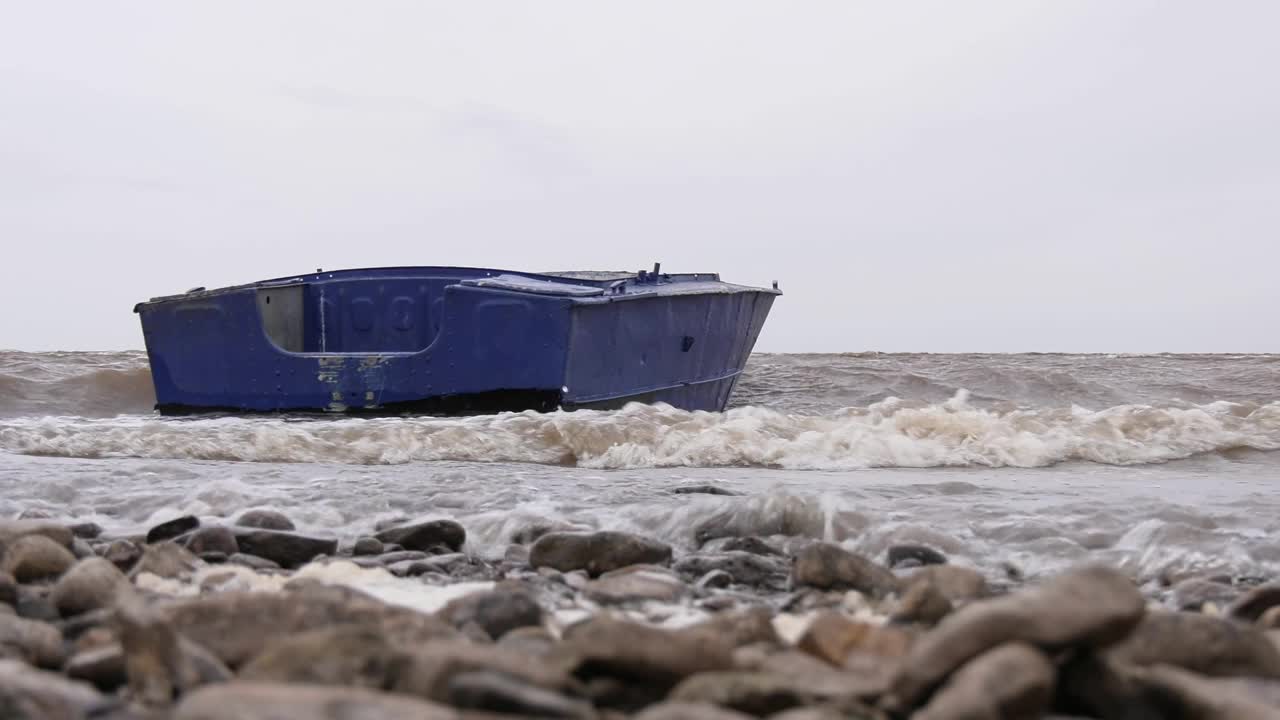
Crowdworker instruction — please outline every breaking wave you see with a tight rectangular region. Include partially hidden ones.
[0,351,154,418]
[3,392,1277,469]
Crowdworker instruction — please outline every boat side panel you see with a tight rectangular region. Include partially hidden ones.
[561,291,776,412]
[138,284,573,413]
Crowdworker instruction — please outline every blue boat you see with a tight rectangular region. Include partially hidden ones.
[134,265,780,415]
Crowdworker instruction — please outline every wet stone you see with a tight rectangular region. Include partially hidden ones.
[887,544,948,568]
[51,557,127,617]
[672,484,740,496]
[791,542,899,598]
[1172,577,1240,612]
[174,682,457,720]
[911,643,1055,720]
[2,534,77,582]
[185,526,238,556]
[352,537,384,556]
[70,522,103,540]
[530,531,673,577]
[796,611,912,667]
[438,585,544,640]
[104,539,142,571]
[377,550,430,565]
[561,615,735,691]
[146,515,199,544]
[71,537,95,559]
[129,541,202,580]
[890,577,953,626]
[198,552,228,564]
[230,528,338,569]
[1229,583,1280,623]
[585,567,687,604]
[374,519,466,553]
[696,570,734,590]
[900,564,988,603]
[675,552,789,590]
[227,553,281,571]
[1107,610,1280,678]
[235,509,295,532]
[66,643,128,691]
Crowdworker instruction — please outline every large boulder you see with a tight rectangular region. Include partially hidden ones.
[234,510,295,532]
[530,531,672,576]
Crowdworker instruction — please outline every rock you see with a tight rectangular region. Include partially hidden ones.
[0,571,16,606]
[65,643,128,691]
[185,527,238,556]
[129,541,202,580]
[13,585,59,621]
[1262,607,1280,629]
[911,643,1054,720]
[0,613,64,667]
[882,563,1146,713]
[174,682,457,720]
[234,509,295,532]
[890,578,953,626]
[146,515,199,544]
[899,565,988,603]
[691,607,781,649]
[795,611,912,667]
[1107,610,1280,678]
[560,615,734,691]
[1,534,77,582]
[635,701,756,720]
[497,626,558,657]
[0,519,74,550]
[1131,664,1280,720]
[391,641,573,702]
[790,543,899,598]
[51,557,127,617]
[162,584,458,668]
[116,592,231,705]
[585,567,687,604]
[672,484,740,496]
[706,537,785,557]
[377,550,430,564]
[887,544,948,568]
[374,519,466,553]
[230,528,337,569]
[437,585,544,640]
[511,520,589,545]
[675,552,789,590]
[1229,584,1280,623]
[227,553,280,571]
[697,570,734,590]
[448,670,594,718]
[71,537,95,559]
[0,658,105,720]
[1059,652,1280,720]
[103,539,142,571]
[352,537,383,556]
[669,671,877,717]
[1173,577,1241,612]
[238,624,410,689]
[70,522,103,540]
[531,531,673,576]
[198,552,227,564]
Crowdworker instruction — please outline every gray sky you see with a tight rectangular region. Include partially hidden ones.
[2,2,1277,353]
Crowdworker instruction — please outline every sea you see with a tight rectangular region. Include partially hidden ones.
[1,350,1277,592]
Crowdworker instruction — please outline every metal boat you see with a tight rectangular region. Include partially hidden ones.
[134,264,779,415]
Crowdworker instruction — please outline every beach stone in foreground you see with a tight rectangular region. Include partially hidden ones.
[174,682,458,720]
[882,564,1145,712]
[234,509,295,532]
[185,526,239,557]
[795,611,912,667]
[668,670,876,717]
[585,566,687,604]
[561,615,734,696]
[2,534,76,582]
[447,670,595,718]
[1106,610,1280,678]
[0,658,105,719]
[531,531,673,576]
[437,585,545,640]
[375,519,466,553]
[163,585,458,668]
[103,539,142,572]
[0,613,64,667]
[634,701,756,720]
[391,641,574,702]
[238,624,407,688]
[51,557,127,617]
[790,542,899,597]
[230,528,337,569]
[352,537,384,556]
[899,565,988,603]
[890,578,953,626]
[912,643,1055,720]
[117,592,232,705]
[0,571,17,607]
[0,519,74,551]
[1230,583,1280,623]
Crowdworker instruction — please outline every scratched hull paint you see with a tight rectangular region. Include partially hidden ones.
[134,266,780,415]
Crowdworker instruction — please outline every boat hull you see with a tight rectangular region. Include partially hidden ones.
[135,266,777,416]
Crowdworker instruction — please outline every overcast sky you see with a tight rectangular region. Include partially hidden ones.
[2,2,1277,353]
